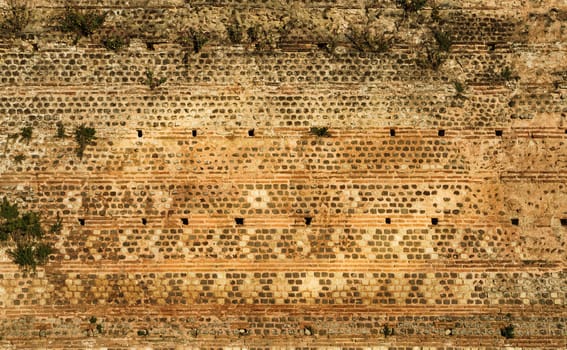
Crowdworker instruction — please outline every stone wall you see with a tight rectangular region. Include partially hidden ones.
[0,0,566,348]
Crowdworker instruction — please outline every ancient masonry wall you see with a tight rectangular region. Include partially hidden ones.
[0,0,566,348]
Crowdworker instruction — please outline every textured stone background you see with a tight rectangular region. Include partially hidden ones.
[0,0,566,348]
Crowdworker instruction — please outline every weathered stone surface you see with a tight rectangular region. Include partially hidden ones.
[0,0,566,348]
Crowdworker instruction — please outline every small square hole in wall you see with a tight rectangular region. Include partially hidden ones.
[78,218,85,226]
[511,218,519,225]
[137,130,143,138]
[146,42,155,51]
[389,129,396,137]
[304,217,312,225]
[495,130,503,136]
[560,218,567,226]
[248,129,255,137]
[564,129,567,134]
[303,326,314,336]
[431,218,438,225]
[181,218,189,225]
[235,217,244,225]
[438,130,445,137]
[142,218,147,225]
[192,129,197,137]
[385,218,391,224]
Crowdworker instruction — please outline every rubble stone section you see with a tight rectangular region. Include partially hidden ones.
[0,0,566,348]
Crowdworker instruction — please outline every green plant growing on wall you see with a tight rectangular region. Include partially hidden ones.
[453,81,466,99]
[433,29,452,52]
[15,212,43,239]
[178,28,208,54]
[8,243,37,270]
[143,70,167,90]
[430,4,441,22]
[101,29,130,52]
[226,15,244,44]
[346,25,392,53]
[227,23,243,44]
[58,5,106,43]
[49,213,63,234]
[314,25,339,55]
[1,198,55,271]
[247,25,261,43]
[499,66,519,81]
[395,0,428,14]
[0,197,19,220]
[0,0,33,36]
[55,121,66,138]
[33,242,53,265]
[277,17,301,45]
[247,24,275,51]
[418,28,453,70]
[420,45,444,70]
[20,126,32,143]
[74,124,96,159]
[500,324,515,339]
[310,127,330,137]
[7,242,52,270]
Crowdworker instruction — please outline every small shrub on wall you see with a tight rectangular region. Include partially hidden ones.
[101,28,131,52]
[226,16,244,44]
[346,25,392,53]
[396,0,428,14]
[74,124,96,159]
[0,0,33,37]
[143,70,167,90]
[0,198,59,271]
[57,5,106,43]
[178,28,209,54]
